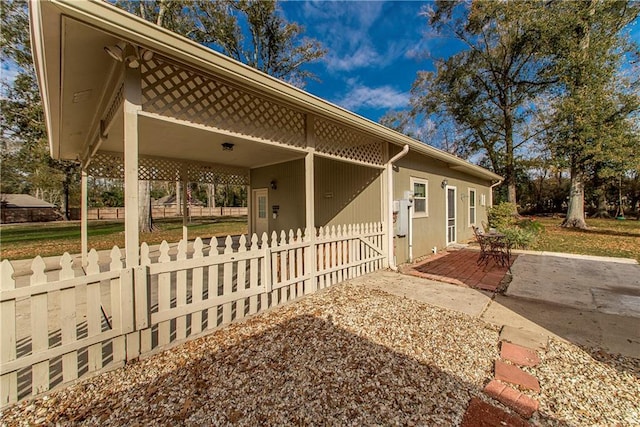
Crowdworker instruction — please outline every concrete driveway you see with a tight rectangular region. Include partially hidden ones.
[482,252,640,357]
[367,251,640,358]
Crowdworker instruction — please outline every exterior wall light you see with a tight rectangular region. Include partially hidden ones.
[270,180,277,190]
[441,179,448,189]
[221,142,234,151]
[104,42,154,69]
[104,41,127,62]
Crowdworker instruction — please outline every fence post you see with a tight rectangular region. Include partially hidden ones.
[0,260,17,406]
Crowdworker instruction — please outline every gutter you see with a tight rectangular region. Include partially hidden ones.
[387,145,410,271]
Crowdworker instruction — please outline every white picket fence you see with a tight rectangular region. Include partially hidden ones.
[0,222,384,407]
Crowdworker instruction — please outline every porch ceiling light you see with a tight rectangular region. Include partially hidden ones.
[221,142,234,151]
[104,41,127,62]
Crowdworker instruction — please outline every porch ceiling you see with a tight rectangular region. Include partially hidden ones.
[101,113,305,169]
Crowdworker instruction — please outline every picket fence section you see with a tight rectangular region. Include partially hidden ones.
[0,222,384,407]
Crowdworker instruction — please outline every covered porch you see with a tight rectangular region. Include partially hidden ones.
[36,7,391,268]
[1,0,394,406]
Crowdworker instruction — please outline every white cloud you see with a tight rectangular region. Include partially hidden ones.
[298,1,404,73]
[336,82,409,111]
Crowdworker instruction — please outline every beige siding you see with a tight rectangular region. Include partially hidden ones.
[315,157,383,227]
[393,152,492,263]
[250,159,306,233]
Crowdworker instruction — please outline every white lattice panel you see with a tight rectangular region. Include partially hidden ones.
[104,83,124,128]
[88,151,248,185]
[141,58,306,148]
[314,119,384,165]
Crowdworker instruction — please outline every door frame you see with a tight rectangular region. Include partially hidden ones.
[251,188,268,237]
[445,185,457,245]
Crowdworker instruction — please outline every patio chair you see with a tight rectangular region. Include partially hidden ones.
[473,226,510,268]
[473,226,493,266]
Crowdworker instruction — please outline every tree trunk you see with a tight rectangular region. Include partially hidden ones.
[504,105,518,214]
[562,165,587,228]
[139,180,154,232]
[207,183,215,208]
[591,182,610,218]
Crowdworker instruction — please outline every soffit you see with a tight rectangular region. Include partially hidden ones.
[100,113,305,169]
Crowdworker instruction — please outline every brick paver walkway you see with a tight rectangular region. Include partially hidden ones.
[406,249,516,292]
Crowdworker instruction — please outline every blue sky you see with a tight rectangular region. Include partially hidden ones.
[280,1,640,124]
[280,1,456,123]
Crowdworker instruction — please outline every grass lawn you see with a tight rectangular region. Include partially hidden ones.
[530,217,640,262]
[0,216,248,260]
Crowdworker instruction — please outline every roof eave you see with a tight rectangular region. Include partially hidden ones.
[36,0,502,182]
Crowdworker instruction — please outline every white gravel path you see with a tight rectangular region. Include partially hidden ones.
[1,281,638,426]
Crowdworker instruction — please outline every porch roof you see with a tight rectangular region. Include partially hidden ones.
[29,0,502,182]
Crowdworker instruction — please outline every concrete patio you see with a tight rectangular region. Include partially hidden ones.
[382,250,640,358]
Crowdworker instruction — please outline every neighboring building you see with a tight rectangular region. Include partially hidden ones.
[30,0,501,266]
[153,195,204,207]
[0,194,61,223]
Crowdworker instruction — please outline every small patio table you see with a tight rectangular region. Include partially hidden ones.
[472,227,511,268]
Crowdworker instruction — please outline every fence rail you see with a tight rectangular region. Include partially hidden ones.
[0,222,384,407]
[69,206,247,220]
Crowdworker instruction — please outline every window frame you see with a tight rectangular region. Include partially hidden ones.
[468,188,477,226]
[410,177,429,218]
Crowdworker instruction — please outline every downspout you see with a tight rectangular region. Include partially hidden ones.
[387,144,410,271]
[489,179,503,207]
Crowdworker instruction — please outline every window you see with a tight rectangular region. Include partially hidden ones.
[258,195,267,219]
[468,188,476,226]
[411,177,428,217]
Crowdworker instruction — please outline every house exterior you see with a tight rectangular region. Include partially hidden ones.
[0,0,503,407]
[0,194,60,223]
[29,0,500,267]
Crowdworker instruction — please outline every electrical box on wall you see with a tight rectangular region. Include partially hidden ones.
[393,200,400,213]
[395,198,412,237]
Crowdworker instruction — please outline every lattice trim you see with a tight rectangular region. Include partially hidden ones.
[314,119,384,165]
[103,83,124,128]
[88,151,249,185]
[141,57,306,148]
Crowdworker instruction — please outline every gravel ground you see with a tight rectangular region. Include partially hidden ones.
[1,281,639,426]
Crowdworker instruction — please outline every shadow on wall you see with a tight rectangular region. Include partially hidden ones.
[315,157,382,226]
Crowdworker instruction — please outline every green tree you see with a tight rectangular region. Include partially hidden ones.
[116,0,326,88]
[1,0,80,218]
[390,0,552,208]
[541,0,639,228]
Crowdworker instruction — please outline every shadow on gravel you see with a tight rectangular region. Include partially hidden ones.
[9,315,558,426]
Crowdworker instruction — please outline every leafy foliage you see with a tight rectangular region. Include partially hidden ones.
[388,1,554,205]
[115,0,326,88]
[487,202,542,248]
[1,0,80,214]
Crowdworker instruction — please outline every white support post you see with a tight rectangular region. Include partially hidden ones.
[124,66,141,267]
[81,169,88,266]
[247,171,252,236]
[182,165,188,242]
[305,114,317,292]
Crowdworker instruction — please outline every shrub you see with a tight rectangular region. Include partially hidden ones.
[501,226,537,249]
[487,202,518,230]
[487,203,543,248]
